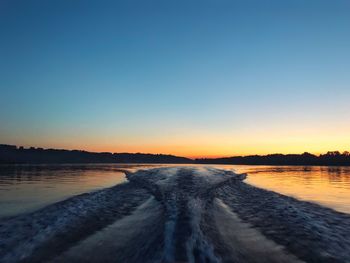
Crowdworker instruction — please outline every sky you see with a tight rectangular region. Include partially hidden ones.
[1,0,350,158]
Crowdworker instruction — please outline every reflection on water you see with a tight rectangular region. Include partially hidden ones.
[0,164,158,218]
[230,165,350,214]
[1,164,350,218]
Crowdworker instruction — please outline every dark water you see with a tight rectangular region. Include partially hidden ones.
[0,165,350,262]
[1,164,350,218]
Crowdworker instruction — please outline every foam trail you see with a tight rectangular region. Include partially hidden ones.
[1,166,350,263]
[209,198,303,263]
[186,198,220,263]
[52,197,165,263]
[0,183,150,263]
[162,192,177,263]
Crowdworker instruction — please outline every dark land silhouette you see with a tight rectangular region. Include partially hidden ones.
[0,144,192,164]
[196,151,350,166]
[1,144,350,166]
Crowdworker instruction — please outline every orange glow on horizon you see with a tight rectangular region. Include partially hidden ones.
[7,123,350,159]
[13,141,350,159]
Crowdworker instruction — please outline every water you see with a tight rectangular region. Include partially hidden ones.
[1,166,350,263]
[1,164,350,219]
[231,165,350,214]
[0,164,157,218]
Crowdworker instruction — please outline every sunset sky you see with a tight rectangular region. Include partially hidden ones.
[1,0,350,158]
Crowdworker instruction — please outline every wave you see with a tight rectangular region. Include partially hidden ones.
[0,182,150,263]
[1,166,350,262]
[52,197,165,263]
[216,174,350,263]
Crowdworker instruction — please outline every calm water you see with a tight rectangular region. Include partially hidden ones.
[0,164,350,218]
[231,165,350,214]
[0,164,158,218]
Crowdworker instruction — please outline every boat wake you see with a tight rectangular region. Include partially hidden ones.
[1,167,350,262]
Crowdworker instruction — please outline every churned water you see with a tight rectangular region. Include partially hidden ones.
[0,166,350,262]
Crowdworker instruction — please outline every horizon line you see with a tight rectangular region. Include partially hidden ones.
[1,143,348,160]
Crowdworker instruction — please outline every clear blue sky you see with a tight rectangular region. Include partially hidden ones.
[1,0,350,157]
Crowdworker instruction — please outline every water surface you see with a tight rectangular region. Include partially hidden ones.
[0,164,157,218]
[1,164,350,219]
[231,165,350,214]
[1,166,350,263]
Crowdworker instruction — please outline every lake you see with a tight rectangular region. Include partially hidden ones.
[0,164,350,219]
[0,164,156,218]
[233,165,350,214]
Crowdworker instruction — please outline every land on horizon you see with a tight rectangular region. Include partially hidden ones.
[2,1,350,262]
[1,144,350,166]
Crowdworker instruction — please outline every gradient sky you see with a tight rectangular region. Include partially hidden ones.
[1,0,350,157]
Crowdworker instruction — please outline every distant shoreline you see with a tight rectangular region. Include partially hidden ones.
[2,163,350,167]
[1,144,350,166]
